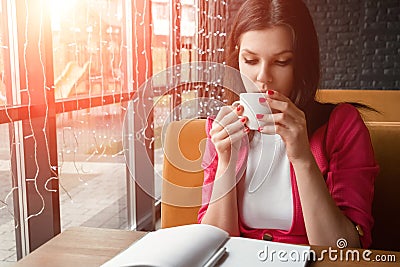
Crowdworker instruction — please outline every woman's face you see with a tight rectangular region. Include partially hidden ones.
[238,26,294,97]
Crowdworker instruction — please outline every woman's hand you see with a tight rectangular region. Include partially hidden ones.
[257,90,313,164]
[210,104,249,163]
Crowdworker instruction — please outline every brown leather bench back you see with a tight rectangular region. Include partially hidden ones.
[367,123,400,250]
[161,119,207,228]
[316,89,400,122]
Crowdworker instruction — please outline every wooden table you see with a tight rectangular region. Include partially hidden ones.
[12,227,400,266]
[13,227,146,267]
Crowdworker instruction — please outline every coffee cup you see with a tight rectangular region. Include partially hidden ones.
[233,93,272,130]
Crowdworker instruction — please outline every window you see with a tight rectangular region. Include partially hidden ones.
[51,0,129,232]
[150,0,228,205]
[0,0,152,262]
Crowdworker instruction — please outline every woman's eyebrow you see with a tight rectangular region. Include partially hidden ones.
[240,48,258,55]
[274,49,294,56]
[240,48,294,56]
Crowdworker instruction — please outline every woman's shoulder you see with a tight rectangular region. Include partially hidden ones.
[328,103,365,129]
[330,102,360,119]
[325,103,370,150]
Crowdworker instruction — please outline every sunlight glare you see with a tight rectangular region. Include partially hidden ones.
[50,0,79,31]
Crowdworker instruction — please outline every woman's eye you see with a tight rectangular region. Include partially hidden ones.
[276,59,292,66]
[244,58,258,65]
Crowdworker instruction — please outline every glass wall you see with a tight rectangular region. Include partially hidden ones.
[0,1,17,263]
[51,0,129,231]
[151,0,198,202]
[0,1,5,106]
[0,124,17,263]
[153,95,171,200]
[57,106,127,230]
[0,0,145,262]
[51,0,126,99]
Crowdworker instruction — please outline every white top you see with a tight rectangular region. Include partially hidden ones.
[239,132,293,230]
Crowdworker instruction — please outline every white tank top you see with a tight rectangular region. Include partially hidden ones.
[239,132,293,231]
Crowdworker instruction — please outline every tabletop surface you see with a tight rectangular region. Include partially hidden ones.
[13,227,146,267]
[12,227,400,267]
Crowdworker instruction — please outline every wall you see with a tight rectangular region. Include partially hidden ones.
[226,0,400,89]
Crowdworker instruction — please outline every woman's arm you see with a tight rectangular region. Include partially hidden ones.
[199,105,248,236]
[292,155,361,247]
[200,154,241,236]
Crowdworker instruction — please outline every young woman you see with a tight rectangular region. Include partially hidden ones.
[198,0,378,248]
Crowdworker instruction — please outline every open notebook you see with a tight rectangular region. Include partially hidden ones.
[101,224,310,267]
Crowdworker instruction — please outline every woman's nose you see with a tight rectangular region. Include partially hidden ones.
[256,64,272,84]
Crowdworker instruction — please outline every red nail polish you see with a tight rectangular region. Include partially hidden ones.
[237,105,241,111]
[258,127,263,132]
[259,97,266,103]
[267,90,274,95]
[244,127,250,133]
[240,117,246,123]
[256,114,263,119]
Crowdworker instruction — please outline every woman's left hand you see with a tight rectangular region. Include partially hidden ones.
[257,90,313,164]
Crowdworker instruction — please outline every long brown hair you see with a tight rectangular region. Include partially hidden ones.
[225,0,319,109]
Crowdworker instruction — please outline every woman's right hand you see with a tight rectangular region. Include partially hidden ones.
[209,105,249,163]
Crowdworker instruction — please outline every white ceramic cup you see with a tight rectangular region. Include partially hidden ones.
[233,93,272,130]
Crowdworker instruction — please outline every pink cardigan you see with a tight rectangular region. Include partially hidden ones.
[197,103,379,248]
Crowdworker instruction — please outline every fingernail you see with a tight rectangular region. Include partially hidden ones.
[256,114,264,119]
[267,90,274,96]
[244,127,250,133]
[240,117,246,123]
[258,127,263,132]
[259,97,266,103]
[237,105,241,111]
